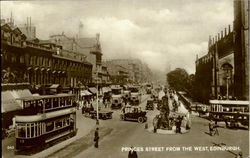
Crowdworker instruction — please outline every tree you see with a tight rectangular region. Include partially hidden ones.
[167,68,189,91]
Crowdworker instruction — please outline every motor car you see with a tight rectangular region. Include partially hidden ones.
[89,110,113,120]
[120,106,147,123]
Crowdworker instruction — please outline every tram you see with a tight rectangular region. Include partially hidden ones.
[15,94,77,153]
[209,100,249,128]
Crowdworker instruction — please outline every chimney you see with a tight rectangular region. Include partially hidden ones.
[228,25,231,33]
[221,31,223,38]
[218,33,220,40]
[215,35,217,42]
[213,37,214,44]
[224,28,227,36]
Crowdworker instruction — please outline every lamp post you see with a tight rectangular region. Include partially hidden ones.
[96,78,99,125]
[226,76,230,100]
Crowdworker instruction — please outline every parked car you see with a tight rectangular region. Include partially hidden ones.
[89,110,113,120]
[120,106,147,123]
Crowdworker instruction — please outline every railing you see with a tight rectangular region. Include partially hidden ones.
[176,91,192,111]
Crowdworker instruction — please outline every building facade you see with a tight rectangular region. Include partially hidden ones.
[195,0,249,101]
[49,33,103,86]
[1,22,92,94]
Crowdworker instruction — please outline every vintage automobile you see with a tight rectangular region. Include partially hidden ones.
[146,99,154,110]
[89,110,113,120]
[111,86,123,109]
[129,86,141,105]
[120,106,147,123]
[111,95,123,109]
[123,90,131,103]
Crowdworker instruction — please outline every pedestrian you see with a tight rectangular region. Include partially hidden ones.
[94,127,99,148]
[176,116,182,134]
[209,120,219,136]
[235,151,243,158]
[128,146,138,158]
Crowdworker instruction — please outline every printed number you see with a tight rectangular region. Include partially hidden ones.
[7,146,14,150]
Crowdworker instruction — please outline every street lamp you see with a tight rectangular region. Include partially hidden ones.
[96,78,99,125]
[226,76,230,100]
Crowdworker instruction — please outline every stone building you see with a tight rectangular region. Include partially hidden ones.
[1,21,92,94]
[195,0,249,101]
[103,59,152,84]
[49,33,103,86]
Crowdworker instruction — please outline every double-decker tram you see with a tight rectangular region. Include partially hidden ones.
[209,100,249,128]
[15,94,77,153]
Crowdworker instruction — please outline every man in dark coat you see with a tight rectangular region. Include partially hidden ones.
[176,116,182,134]
[94,128,99,148]
[128,146,138,158]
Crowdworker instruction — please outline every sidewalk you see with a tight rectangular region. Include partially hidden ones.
[2,109,96,158]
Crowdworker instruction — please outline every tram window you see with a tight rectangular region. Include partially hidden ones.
[27,124,30,138]
[66,98,71,105]
[45,99,51,109]
[66,119,70,126]
[31,124,35,137]
[61,98,65,106]
[55,120,63,128]
[17,126,26,138]
[46,122,54,132]
[53,98,59,108]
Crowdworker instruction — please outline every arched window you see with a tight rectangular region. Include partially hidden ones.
[221,63,233,86]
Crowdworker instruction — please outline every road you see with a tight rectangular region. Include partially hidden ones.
[73,94,249,158]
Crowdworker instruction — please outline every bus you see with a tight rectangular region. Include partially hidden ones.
[15,93,77,153]
[209,100,249,128]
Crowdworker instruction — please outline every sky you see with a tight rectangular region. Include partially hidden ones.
[1,0,234,74]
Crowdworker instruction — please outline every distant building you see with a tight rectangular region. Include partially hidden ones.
[103,59,152,84]
[50,33,103,86]
[18,17,36,40]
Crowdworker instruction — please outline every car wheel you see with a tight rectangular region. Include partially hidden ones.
[138,117,144,123]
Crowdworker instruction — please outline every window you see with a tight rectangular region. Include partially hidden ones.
[46,122,54,132]
[53,98,59,108]
[55,120,63,129]
[34,56,37,65]
[27,124,30,138]
[31,123,35,137]
[11,54,16,63]
[20,55,25,63]
[17,124,26,138]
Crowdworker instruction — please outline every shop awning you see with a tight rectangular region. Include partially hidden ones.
[88,87,97,94]
[49,84,60,89]
[102,87,111,93]
[1,91,22,113]
[11,89,32,99]
[80,90,92,96]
